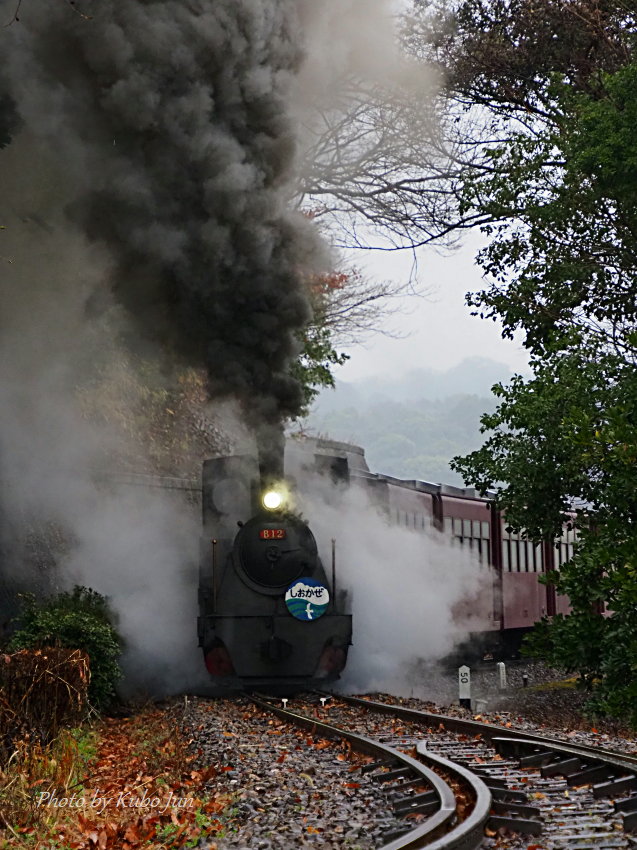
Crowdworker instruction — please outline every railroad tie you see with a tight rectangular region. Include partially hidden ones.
[371,766,412,783]
[487,814,543,835]
[541,757,582,777]
[614,795,637,813]
[593,775,637,798]
[519,749,559,768]
[360,759,393,774]
[490,787,529,804]
[490,799,541,818]
[392,789,437,813]
[622,810,637,833]
[567,764,613,786]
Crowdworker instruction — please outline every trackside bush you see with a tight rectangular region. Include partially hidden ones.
[8,586,122,709]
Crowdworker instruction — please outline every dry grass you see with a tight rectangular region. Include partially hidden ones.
[0,726,96,838]
[0,707,234,849]
[0,648,89,762]
[528,676,579,691]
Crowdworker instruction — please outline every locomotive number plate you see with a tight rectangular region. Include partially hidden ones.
[259,528,287,540]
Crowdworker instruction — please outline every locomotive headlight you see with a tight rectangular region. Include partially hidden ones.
[262,486,286,511]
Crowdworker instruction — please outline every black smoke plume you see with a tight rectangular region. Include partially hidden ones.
[2,0,327,450]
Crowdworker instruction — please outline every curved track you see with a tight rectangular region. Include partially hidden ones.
[319,693,637,848]
[250,692,637,848]
[336,694,637,773]
[252,694,491,850]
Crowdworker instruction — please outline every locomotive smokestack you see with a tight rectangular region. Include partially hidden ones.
[257,424,286,489]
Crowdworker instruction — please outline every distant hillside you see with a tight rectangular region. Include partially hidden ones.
[304,357,516,485]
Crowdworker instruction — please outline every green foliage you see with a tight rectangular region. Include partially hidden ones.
[290,324,349,418]
[444,6,637,723]
[9,587,122,710]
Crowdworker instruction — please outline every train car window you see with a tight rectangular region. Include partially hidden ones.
[502,525,510,540]
[444,517,452,534]
[527,541,534,572]
[502,540,510,571]
[481,521,490,539]
[452,517,461,536]
[462,519,471,537]
[510,542,519,571]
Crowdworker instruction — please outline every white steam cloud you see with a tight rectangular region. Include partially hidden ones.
[300,481,491,697]
[0,1,435,696]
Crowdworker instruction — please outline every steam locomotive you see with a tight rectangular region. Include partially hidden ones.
[197,435,576,686]
[197,444,352,688]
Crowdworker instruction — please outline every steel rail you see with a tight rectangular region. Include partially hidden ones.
[329,692,637,775]
[251,694,490,850]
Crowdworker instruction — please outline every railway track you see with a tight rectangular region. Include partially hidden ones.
[252,692,637,850]
[252,693,490,850]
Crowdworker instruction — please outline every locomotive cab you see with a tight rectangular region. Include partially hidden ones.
[197,451,352,689]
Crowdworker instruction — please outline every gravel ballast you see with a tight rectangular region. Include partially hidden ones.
[358,660,637,755]
[178,661,637,849]
[183,697,408,849]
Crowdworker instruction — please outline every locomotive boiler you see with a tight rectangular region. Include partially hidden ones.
[197,445,352,688]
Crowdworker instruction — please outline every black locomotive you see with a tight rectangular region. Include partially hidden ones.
[197,446,352,688]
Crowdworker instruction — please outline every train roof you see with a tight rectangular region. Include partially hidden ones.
[285,435,370,472]
[351,469,491,501]
[286,435,492,501]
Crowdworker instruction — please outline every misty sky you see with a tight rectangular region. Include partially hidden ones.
[338,231,531,382]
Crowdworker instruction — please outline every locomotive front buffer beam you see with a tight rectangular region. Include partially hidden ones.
[199,612,352,683]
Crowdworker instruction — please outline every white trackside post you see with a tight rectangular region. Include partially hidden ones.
[497,661,507,691]
[459,665,471,709]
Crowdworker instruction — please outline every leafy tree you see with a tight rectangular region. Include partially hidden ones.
[445,8,637,721]
[9,586,123,709]
[290,323,349,417]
